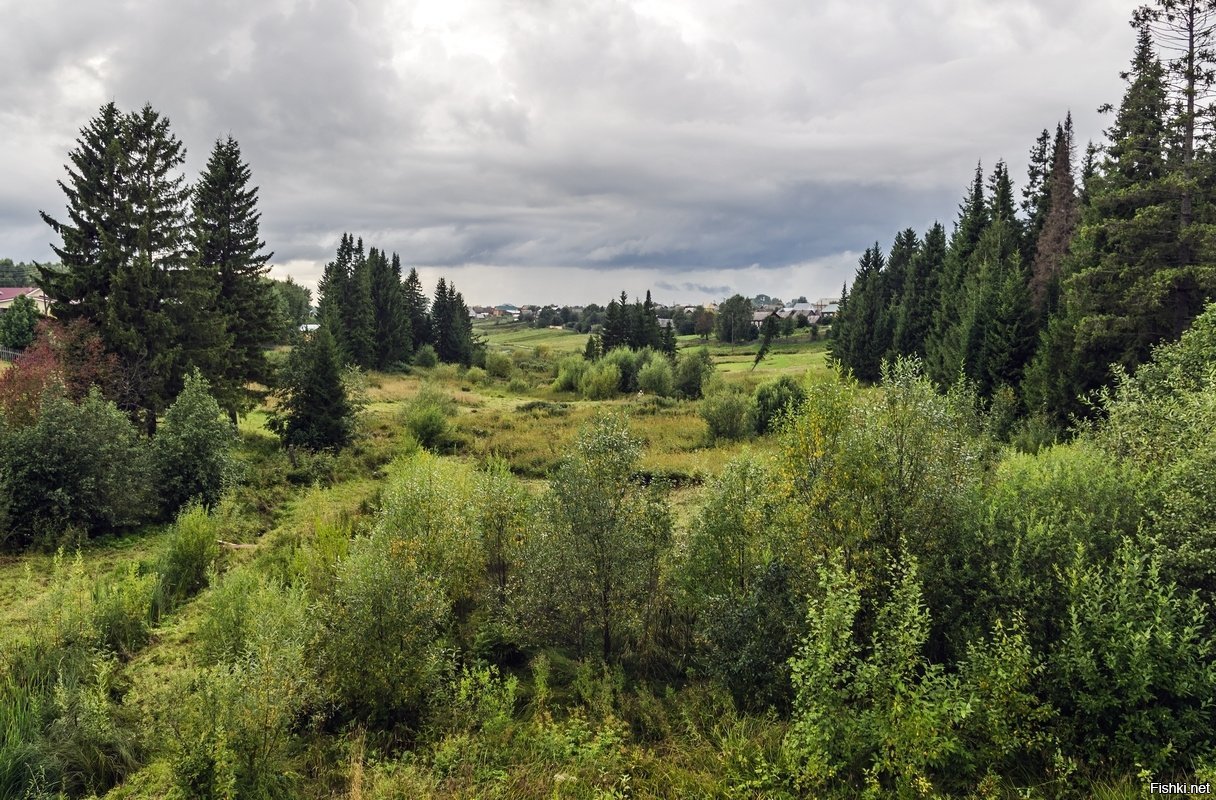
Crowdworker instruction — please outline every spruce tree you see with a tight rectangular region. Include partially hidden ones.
[925,164,988,385]
[343,239,376,368]
[1029,120,1080,318]
[318,233,354,355]
[270,326,353,451]
[1022,127,1054,251]
[190,135,279,422]
[38,102,128,325]
[431,278,453,361]
[401,267,431,352]
[370,252,412,369]
[104,104,193,434]
[879,228,918,358]
[830,244,888,382]
[892,223,946,359]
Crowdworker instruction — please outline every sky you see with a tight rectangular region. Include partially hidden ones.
[1,0,1137,306]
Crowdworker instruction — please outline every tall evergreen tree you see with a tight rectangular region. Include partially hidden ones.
[1022,127,1054,250]
[38,102,128,326]
[402,266,431,351]
[269,326,353,451]
[829,244,888,382]
[1024,24,1212,421]
[370,251,412,369]
[892,223,946,359]
[104,104,193,434]
[1029,120,1080,318]
[925,164,988,385]
[318,233,354,354]
[190,135,279,422]
[879,228,918,358]
[343,239,376,368]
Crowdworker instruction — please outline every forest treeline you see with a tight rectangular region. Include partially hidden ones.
[831,14,1216,431]
[4,304,1215,797]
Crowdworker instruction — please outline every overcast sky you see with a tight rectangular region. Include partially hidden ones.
[1,0,1136,306]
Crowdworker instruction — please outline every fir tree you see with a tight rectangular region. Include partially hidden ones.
[38,102,128,325]
[925,163,988,385]
[318,234,354,354]
[1029,120,1080,318]
[270,326,353,451]
[370,251,412,369]
[104,104,193,434]
[343,239,376,368]
[402,266,431,351]
[190,135,278,422]
[892,223,946,359]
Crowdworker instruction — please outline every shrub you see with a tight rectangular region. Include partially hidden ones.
[315,531,448,727]
[551,355,589,393]
[268,326,355,452]
[637,356,674,397]
[155,504,221,614]
[752,375,806,434]
[484,350,513,379]
[700,389,754,442]
[153,370,237,519]
[92,563,158,659]
[579,361,621,400]
[168,580,313,799]
[403,385,457,450]
[413,343,439,368]
[465,365,487,385]
[602,347,644,393]
[674,347,715,399]
[0,389,152,549]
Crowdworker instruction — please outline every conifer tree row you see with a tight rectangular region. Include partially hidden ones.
[833,5,1216,427]
[316,237,475,368]
[598,290,676,355]
[39,102,282,432]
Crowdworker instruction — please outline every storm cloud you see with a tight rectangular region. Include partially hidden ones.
[0,0,1134,304]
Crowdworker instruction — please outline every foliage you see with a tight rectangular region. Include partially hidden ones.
[152,369,237,518]
[515,414,672,662]
[402,384,457,450]
[551,354,589,392]
[155,503,222,614]
[0,389,151,549]
[314,530,448,728]
[578,359,621,399]
[636,354,674,397]
[484,349,513,379]
[752,375,807,435]
[673,346,715,399]
[413,342,439,368]
[699,386,754,443]
[0,294,39,349]
[268,326,354,451]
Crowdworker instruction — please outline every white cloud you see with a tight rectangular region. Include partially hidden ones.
[0,0,1137,302]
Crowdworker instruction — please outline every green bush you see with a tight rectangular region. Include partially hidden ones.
[153,370,237,519]
[315,531,448,727]
[168,580,314,799]
[465,365,486,385]
[601,347,642,393]
[636,356,674,397]
[413,343,439,368]
[674,347,715,399]
[752,375,806,434]
[699,389,754,442]
[156,503,221,614]
[92,563,158,659]
[551,355,589,393]
[403,385,457,450]
[0,389,152,549]
[579,361,621,400]
[484,350,513,379]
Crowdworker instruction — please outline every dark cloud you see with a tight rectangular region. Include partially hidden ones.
[0,0,1136,304]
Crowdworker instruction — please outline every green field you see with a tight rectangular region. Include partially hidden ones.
[475,320,590,353]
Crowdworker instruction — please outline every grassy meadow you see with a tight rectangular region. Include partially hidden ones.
[7,313,1207,799]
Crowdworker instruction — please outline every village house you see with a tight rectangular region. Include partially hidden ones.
[0,287,51,315]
